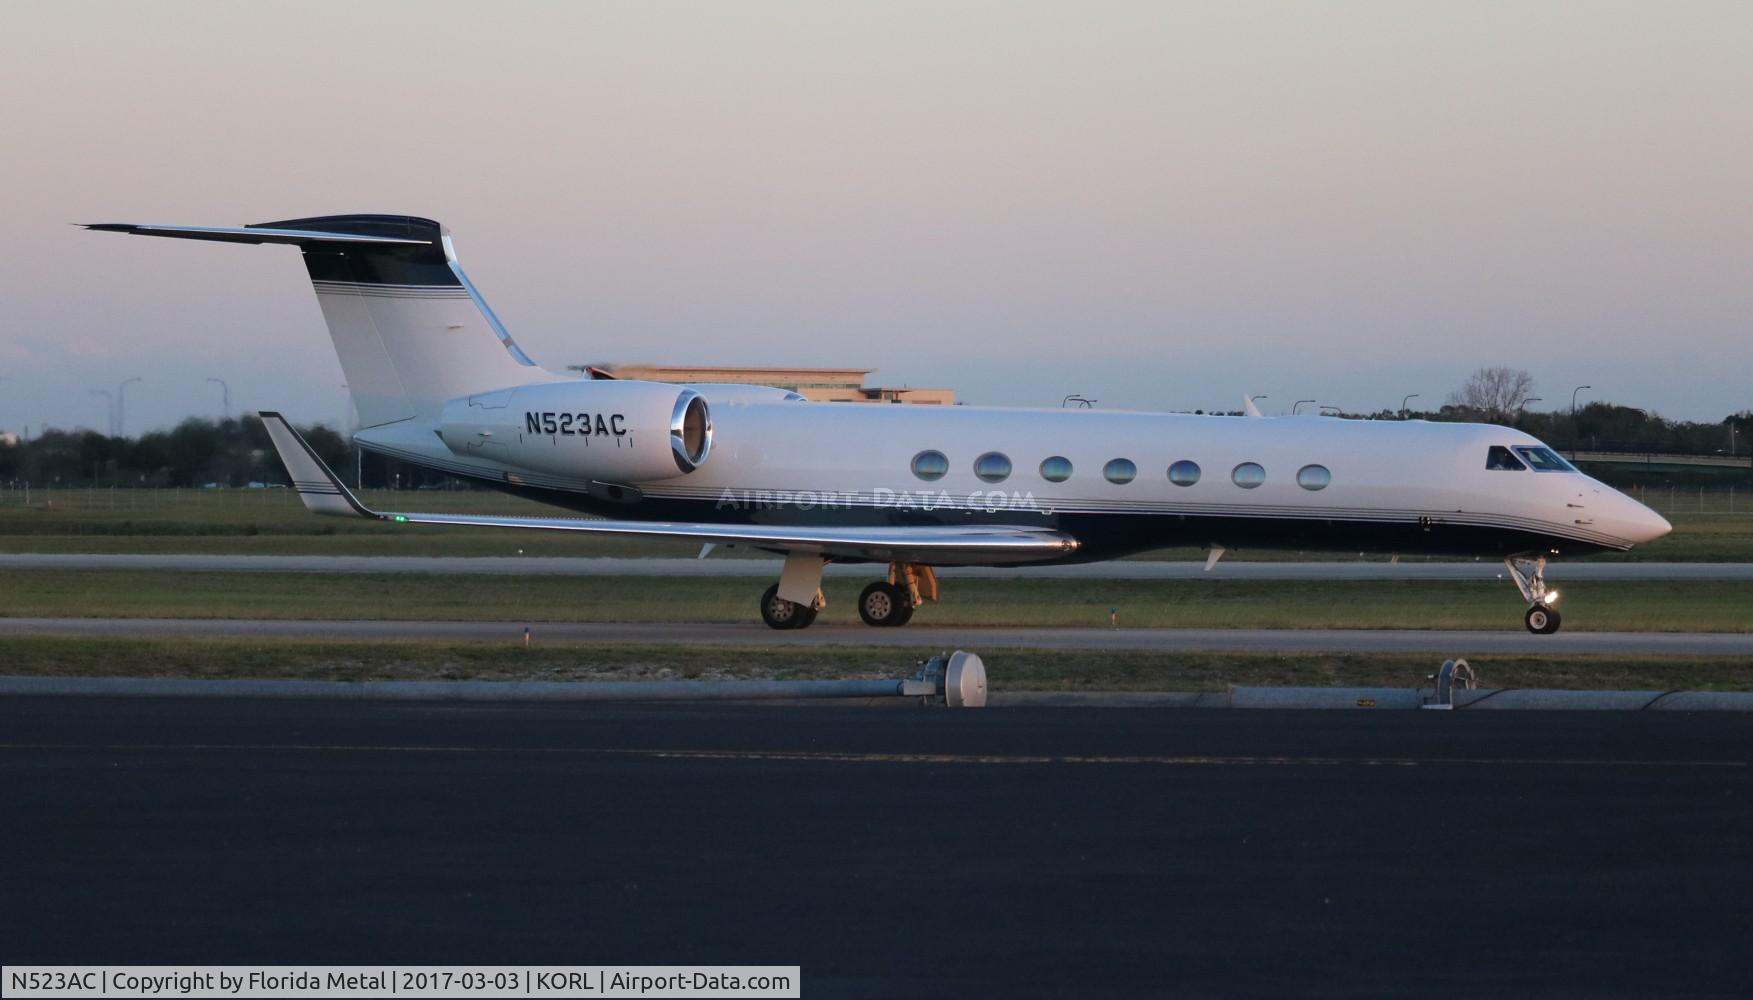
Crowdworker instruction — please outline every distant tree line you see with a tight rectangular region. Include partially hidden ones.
[1395,366,1751,459]
[0,416,436,489]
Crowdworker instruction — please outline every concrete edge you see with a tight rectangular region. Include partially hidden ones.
[0,675,913,703]
[4,676,1753,710]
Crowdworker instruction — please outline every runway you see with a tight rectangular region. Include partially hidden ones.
[6,616,1753,654]
[3,697,1748,996]
[3,552,1748,580]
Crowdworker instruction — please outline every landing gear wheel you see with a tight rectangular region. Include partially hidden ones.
[1524,604,1562,635]
[759,584,814,630]
[858,581,915,627]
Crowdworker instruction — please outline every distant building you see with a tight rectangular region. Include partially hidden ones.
[0,431,18,447]
[586,365,956,405]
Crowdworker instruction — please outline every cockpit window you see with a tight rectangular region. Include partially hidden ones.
[1513,446,1576,472]
[1486,446,1526,471]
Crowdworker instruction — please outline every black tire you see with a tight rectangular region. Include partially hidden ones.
[760,584,810,630]
[1524,604,1561,635]
[858,581,913,627]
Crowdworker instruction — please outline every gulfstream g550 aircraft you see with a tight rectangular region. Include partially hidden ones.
[90,214,1671,633]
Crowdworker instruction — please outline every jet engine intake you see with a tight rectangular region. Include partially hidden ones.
[439,380,711,482]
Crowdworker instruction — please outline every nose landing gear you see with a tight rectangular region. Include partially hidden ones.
[1506,554,1563,634]
[1523,602,1561,635]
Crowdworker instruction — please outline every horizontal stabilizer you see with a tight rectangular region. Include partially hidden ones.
[82,223,431,246]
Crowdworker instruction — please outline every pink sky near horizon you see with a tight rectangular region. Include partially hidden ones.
[2,0,1749,434]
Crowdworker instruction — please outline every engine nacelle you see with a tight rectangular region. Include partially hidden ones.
[439,380,712,482]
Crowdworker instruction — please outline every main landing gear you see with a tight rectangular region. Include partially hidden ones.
[858,564,939,627]
[1506,554,1563,635]
[759,583,819,630]
[757,556,939,630]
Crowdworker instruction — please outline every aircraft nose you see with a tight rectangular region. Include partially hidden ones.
[1615,493,1672,545]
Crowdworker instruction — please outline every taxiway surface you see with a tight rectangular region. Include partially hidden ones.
[5,616,1752,655]
[2,697,1749,997]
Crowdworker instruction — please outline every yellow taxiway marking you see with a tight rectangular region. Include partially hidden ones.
[0,743,1746,768]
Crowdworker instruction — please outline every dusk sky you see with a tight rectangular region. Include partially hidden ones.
[2,0,1749,434]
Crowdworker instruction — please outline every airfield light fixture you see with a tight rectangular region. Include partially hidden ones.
[88,388,115,435]
[1400,393,1420,417]
[206,377,230,418]
[1571,385,1592,413]
[117,376,141,438]
[1292,399,1316,415]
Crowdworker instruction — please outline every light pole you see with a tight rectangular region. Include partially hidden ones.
[1570,385,1591,414]
[206,377,230,419]
[89,389,114,435]
[1400,393,1420,418]
[117,376,141,438]
[1292,399,1316,415]
[1319,405,1342,416]
[1522,397,1543,410]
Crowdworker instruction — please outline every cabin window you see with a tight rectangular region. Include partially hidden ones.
[1296,464,1331,491]
[911,450,949,481]
[1103,458,1137,484]
[1513,446,1575,473]
[1168,460,1201,487]
[1231,462,1265,489]
[973,452,1013,483]
[1486,446,1526,471]
[1039,456,1073,483]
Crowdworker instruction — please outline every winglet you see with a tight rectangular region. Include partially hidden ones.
[258,412,379,519]
[1242,395,1264,418]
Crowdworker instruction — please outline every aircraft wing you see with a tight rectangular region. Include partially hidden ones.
[259,413,1079,565]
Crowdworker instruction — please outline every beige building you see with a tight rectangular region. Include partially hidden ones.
[586,365,956,405]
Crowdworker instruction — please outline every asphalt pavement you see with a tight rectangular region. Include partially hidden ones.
[6,616,1753,655]
[2,697,1749,997]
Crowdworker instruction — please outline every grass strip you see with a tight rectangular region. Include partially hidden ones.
[3,570,1751,632]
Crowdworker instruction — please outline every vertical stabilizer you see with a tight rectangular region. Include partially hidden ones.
[87,215,561,428]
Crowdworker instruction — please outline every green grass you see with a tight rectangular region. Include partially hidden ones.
[3,636,1749,691]
[3,488,1749,560]
[4,570,1750,632]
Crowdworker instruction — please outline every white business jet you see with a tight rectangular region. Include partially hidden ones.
[89,215,1671,633]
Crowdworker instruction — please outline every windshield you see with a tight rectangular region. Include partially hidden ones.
[1513,445,1576,473]
[1486,446,1526,471]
